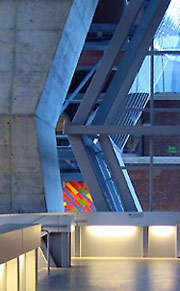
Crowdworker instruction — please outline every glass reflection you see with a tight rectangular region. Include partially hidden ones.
[130,0,180,95]
[155,0,180,51]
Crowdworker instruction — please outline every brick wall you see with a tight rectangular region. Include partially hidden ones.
[143,100,180,156]
[127,100,180,211]
[128,165,180,211]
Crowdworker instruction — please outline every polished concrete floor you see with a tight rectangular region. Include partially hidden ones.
[37,258,180,291]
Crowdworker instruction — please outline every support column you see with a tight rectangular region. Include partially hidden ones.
[0,0,98,213]
[49,232,71,268]
[75,225,81,257]
[177,223,180,258]
[143,226,149,257]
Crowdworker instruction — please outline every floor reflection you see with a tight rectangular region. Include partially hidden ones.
[148,260,178,291]
[37,258,180,291]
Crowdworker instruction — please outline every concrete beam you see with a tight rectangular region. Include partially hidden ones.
[36,0,98,127]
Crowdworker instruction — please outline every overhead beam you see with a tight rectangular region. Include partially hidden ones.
[88,23,117,37]
[61,172,83,181]
[57,146,76,160]
[62,59,101,112]
[73,0,144,125]
[83,41,110,51]
[64,92,180,104]
[148,50,180,56]
[64,123,180,136]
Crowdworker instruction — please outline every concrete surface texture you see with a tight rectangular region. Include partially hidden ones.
[37,258,180,291]
[0,0,98,213]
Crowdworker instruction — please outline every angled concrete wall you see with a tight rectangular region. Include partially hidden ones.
[0,0,98,213]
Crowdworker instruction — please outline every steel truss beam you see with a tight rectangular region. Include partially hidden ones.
[99,135,142,211]
[66,0,171,212]
[73,0,144,125]
[93,0,171,125]
[62,60,101,112]
[84,140,123,211]
[68,135,111,211]
[148,50,180,56]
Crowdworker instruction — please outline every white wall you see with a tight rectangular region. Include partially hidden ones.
[7,258,18,291]
[0,249,37,291]
[81,226,143,257]
[71,226,75,257]
[0,263,6,291]
[148,226,177,257]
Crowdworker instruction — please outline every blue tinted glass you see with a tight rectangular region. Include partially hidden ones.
[154,0,180,51]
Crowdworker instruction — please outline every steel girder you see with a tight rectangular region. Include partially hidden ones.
[68,135,112,211]
[92,0,171,125]
[66,0,171,211]
[99,135,142,211]
[73,0,144,125]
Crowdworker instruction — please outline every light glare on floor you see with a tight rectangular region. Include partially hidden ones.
[150,226,175,236]
[88,225,136,237]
